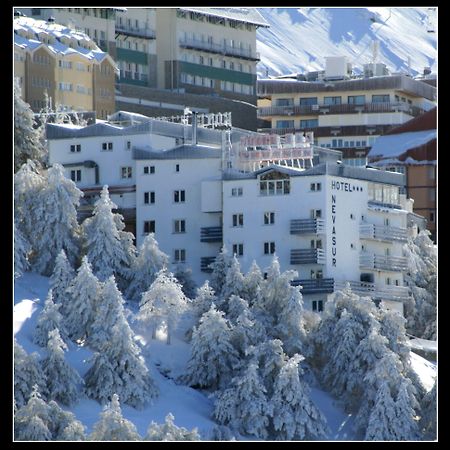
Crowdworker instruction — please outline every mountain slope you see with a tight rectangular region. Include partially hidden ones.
[256,7,437,78]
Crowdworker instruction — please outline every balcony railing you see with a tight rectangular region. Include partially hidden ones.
[359,253,408,272]
[291,278,335,294]
[200,226,223,242]
[291,248,325,265]
[115,24,156,39]
[179,38,259,60]
[257,102,425,118]
[360,223,408,242]
[201,256,216,272]
[290,218,325,235]
[334,280,410,302]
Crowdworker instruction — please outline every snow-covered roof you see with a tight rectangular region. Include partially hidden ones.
[180,7,269,27]
[368,130,436,160]
[13,16,117,68]
[133,144,221,160]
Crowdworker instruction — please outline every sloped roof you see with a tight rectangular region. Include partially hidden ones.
[180,7,269,27]
[133,144,221,160]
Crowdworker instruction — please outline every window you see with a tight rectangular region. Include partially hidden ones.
[300,119,318,128]
[395,279,400,286]
[144,220,155,234]
[430,211,435,223]
[174,219,186,233]
[232,187,243,197]
[70,169,81,182]
[323,96,342,105]
[175,164,180,172]
[143,165,155,174]
[174,249,186,263]
[310,239,322,249]
[310,209,322,219]
[102,142,113,151]
[372,94,390,103]
[384,218,390,226]
[70,144,81,153]
[310,182,321,191]
[126,141,131,150]
[144,192,155,204]
[232,213,244,227]
[275,98,294,106]
[428,166,435,180]
[276,120,294,129]
[232,243,244,256]
[299,97,318,106]
[348,95,366,105]
[121,167,132,179]
[264,242,276,255]
[174,190,186,203]
[259,172,290,196]
[264,212,275,225]
[386,277,391,285]
[429,188,436,202]
[312,300,324,312]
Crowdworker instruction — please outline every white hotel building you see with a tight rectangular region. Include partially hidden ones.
[47,111,412,313]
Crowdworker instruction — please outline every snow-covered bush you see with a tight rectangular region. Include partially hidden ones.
[144,413,200,441]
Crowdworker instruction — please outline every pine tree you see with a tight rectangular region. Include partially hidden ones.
[138,270,187,344]
[214,362,272,439]
[47,400,86,440]
[173,264,197,299]
[242,260,264,305]
[14,221,31,279]
[209,246,231,296]
[14,78,46,171]
[392,380,421,441]
[64,256,101,342]
[271,354,329,440]
[365,380,398,441]
[33,290,69,348]
[419,382,436,440]
[30,163,83,275]
[14,340,46,408]
[89,394,141,441]
[41,329,83,406]
[220,255,245,304]
[144,413,200,441]
[192,280,217,322]
[82,185,135,288]
[49,249,75,316]
[185,304,239,390]
[84,312,158,408]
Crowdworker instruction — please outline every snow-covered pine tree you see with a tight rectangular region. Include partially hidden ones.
[144,413,200,441]
[30,163,83,275]
[185,304,239,390]
[14,340,46,408]
[209,246,231,296]
[364,380,398,441]
[173,264,197,299]
[14,78,46,172]
[242,260,264,306]
[88,276,126,351]
[126,233,169,302]
[138,270,187,344]
[41,328,83,406]
[271,353,329,440]
[47,400,86,440]
[89,394,141,441]
[82,185,135,288]
[84,310,158,408]
[64,256,101,342]
[214,362,272,439]
[49,249,75,315]
[220,255,245,305]
[14,221,31,279]
[192,280,217,322]
[403,230,437,340]
[393,379,421,441]
[33,289,69,348]
[419,381,436,440]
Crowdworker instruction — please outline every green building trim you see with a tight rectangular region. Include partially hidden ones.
[116,48,148,65]
[179,61,255,85]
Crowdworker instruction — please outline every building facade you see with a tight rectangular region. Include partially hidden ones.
[14,15,117,119]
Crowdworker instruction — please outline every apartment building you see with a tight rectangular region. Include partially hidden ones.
[368,107,437,241]
[257,57,437,165]
[13,15,117,119]
[47,111,413,312]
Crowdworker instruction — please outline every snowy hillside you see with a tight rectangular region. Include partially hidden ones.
[256,7,437,77]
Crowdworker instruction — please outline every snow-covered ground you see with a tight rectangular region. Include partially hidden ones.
[13,272,436,440]
[256,7,437,78]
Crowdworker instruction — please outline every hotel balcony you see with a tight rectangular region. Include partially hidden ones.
[257,102,425,118]
[290,218,325,235]
[291,278,334,294]
[290,248,326,265]
[115,24,156,39]
[201,256,216,272]
[179,38,260,61]
[200,226,223,243]
[359,253,408,272]
[334,280,410,302]
[359,223,408,242]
